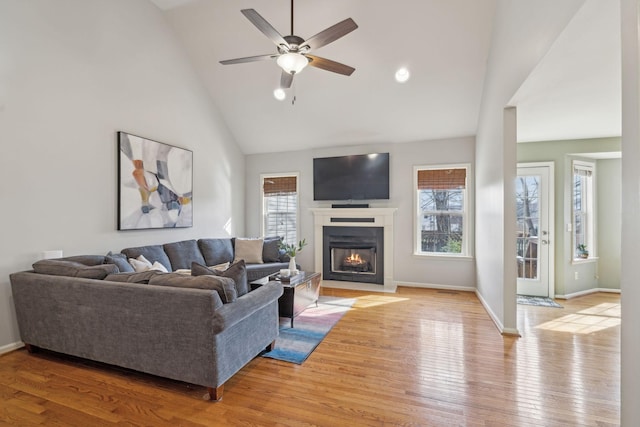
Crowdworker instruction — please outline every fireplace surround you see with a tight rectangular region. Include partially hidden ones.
[323,226,384,284]
[311,208,396,292]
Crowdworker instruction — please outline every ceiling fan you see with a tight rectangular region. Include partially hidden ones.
[219,0,358,89]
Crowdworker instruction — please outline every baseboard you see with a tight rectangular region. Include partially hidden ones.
[475,290,521,336]
[397,281,476,293]
[0,341,24,356]
[555,287,621,300]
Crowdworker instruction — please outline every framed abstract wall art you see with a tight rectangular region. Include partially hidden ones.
[117,132,193,230]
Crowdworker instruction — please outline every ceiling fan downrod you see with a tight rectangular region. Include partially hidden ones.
[290,0,294,35]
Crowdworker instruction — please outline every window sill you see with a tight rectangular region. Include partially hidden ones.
[572,257,598,265]
[413,253,474,261]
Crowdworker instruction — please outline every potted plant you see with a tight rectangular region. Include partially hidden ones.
[279,238,307,274]
[577,244,589,259]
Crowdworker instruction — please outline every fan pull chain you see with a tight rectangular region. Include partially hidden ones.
[291,78,297,105]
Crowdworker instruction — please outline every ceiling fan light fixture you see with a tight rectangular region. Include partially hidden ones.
[395,67,410,83]
[277,52,309,74]
[273,88,286,101]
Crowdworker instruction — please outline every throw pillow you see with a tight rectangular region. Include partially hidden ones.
[233,238,264,264]
[149,261,168,273]
[148,273,238,303]
[104,251,135,273]
[262,236,282,263]
[191,260,249,297]
[129,254,153,272]
[210,261,230,271]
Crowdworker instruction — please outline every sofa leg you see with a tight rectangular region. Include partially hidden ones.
[266,340,276,352]
[24,343,39,354]
[206,385,223,401]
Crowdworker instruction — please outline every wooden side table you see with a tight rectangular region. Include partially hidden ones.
[251,271,321,327]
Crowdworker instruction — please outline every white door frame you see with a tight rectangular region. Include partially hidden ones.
[517,161,555,298]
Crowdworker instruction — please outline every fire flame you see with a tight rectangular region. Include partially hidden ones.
[345,253,363,263]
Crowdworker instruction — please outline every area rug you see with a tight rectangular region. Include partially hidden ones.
[261,296,355,364]
[517,295,563,308]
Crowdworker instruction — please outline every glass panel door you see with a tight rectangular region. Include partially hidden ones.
[517,165,552,297]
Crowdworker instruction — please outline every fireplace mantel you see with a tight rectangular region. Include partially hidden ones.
[310,208,397,292]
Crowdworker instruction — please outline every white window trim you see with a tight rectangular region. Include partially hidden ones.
[571,160,596,262]
[413,163,473,258]
[260,172,300,242]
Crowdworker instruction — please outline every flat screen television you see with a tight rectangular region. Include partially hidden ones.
[313,153,390,201]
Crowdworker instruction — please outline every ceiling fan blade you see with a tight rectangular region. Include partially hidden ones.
[241,9,288,48]
[219,54,278,65]
[306,55,355,76]
[300,18,358,51]
[280,70,294,89]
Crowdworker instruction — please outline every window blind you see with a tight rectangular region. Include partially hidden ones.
[263,176,297,195]
[417,168,466,190]
[263,175,298,244]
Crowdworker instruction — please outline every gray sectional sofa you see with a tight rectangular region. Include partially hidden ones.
[9,237,290,401]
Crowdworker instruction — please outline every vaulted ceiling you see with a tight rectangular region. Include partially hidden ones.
[151,0,621,155]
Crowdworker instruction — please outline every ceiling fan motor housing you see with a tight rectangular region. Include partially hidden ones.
[279,35,306,53]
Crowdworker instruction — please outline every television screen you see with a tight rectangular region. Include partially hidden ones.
[313,153,390,201]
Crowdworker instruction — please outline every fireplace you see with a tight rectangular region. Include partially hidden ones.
[323,226,384,284]
[311,207,396,291]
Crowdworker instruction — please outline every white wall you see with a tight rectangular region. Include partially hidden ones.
[0,0,245,352]
[245,137,476,289]
[621,0,640,422]
[475,0,584,333]
[597,158,621,289]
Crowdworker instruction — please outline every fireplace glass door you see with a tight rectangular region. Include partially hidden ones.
[331,246,376,275]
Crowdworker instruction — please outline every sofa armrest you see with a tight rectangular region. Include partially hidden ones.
[215,281,283,329]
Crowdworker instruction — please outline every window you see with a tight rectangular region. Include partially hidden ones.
[415,165,470,256]
[261,174,298,245]
[572,160,595,260]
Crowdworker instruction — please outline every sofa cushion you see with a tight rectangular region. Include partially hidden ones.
[121,244,172,271]
[33,259,118,280]
[163,240,206,271]
[62,255,107,266]
[198,238,234,266]
[192,260,249,297]
[262,236,282,263]
[233,238,264,264]
[104,252,135,273]
[104,270,165,284]
[148,272,237,303]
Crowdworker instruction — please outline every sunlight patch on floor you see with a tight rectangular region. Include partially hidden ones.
[536,303,621,334]
[353,295,410,309]
[577,302,620,317]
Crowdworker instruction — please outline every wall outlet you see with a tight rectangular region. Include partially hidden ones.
[574,271,579,280]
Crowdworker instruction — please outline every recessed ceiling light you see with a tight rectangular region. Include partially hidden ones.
[273,88,286,101]
[395,67,410,83]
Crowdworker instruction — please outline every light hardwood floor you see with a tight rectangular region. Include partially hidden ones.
[0,287,620,426]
